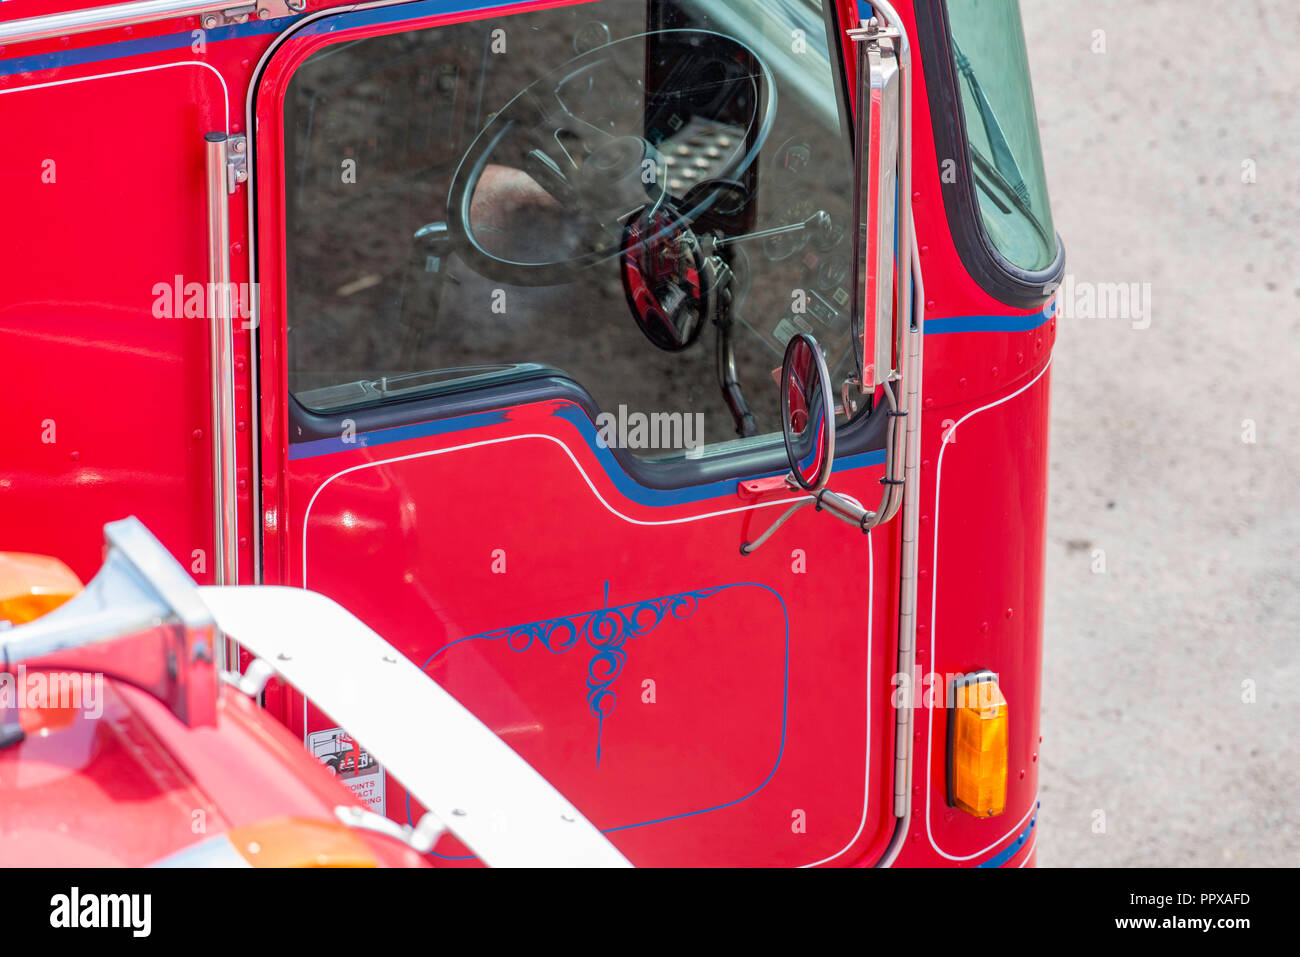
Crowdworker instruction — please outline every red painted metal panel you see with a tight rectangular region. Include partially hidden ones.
[0,63,230,581]
[894,362,1051,865]
[0,679,431,865]
[253,4,900,865]
[276,399,895,866]
[0,0,1058,868]
[830,0,1055,866]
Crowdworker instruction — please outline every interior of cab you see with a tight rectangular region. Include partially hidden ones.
[284,0,859,460]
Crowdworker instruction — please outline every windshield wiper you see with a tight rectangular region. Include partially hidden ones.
[951,38,1031,207]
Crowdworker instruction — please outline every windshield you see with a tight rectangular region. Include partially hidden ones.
[945,0,1056,271]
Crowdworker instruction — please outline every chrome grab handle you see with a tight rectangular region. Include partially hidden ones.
[205,133,240,672]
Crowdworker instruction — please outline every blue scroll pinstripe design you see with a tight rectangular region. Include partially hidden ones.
[412,580,790,858]
[422,582,728,766]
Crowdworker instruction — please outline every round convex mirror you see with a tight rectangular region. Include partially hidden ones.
[780,333,835,492]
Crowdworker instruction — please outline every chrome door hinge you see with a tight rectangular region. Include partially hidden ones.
[847,16,902,45]
[226,134,248,194]
[200,0,304,30]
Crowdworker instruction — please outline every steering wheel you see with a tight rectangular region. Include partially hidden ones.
[446,29,776,287]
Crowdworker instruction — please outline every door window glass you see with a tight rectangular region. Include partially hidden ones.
[283,0,858,460]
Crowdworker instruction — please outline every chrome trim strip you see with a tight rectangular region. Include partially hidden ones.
[1,0,247,45]
[896,238,923,817]
[875,235,923,868]
[852,0,922,869]
[881,0,912,528]
[205,132,239,667]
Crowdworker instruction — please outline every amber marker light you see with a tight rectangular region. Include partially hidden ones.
[226,817,378,868]
[0,552,82,625]
[946,671,1008,818]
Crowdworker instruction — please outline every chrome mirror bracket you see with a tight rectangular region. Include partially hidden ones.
[0,517,219,728]
[848,18,902,393]
[846,1,914,534]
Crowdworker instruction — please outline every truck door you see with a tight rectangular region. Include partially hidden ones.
[255,0,898,866]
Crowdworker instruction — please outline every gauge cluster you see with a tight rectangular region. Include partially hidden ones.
[743,134,855,378]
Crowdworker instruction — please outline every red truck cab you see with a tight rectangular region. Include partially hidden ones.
[1,0,1062,866]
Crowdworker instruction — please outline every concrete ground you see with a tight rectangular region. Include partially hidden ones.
[1019,0,1300,865]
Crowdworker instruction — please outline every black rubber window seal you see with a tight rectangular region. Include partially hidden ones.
[914,0,1066,311]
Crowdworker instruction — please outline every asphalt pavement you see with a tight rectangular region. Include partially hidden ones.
[1020,0,1300,866]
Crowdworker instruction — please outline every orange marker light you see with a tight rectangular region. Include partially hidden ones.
[0,552,82,625]
[227,817,377,868]
[946,672,1008,818]
[1,553,84,735]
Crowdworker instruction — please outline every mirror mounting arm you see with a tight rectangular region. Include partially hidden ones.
[814,489,874,531]
[739,486,875,556]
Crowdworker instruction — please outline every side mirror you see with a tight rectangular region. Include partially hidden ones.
[780,333,835,492]
[740,333,872,555]
[778,334,870,531]
[742,7,918,556]
[774,335,868,530]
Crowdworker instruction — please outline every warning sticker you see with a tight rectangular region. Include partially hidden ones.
[307,727,385,815]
